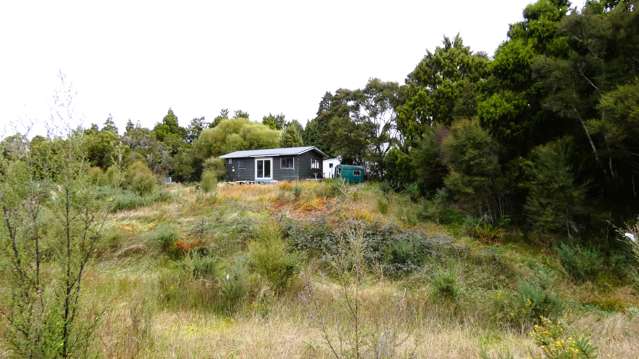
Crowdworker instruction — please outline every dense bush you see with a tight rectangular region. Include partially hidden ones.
[111,190,171,212]
[200,170,217,193]
[147,224,179,256]
[248,236,300,293]
[282,219,436,277]
[493,281,564,331]
[430,270,460,302]
[125,160,157,195]
[531,317,597,359]
[556,242,604,283]
[524,139,585,238]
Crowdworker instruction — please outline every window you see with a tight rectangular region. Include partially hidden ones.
[255,158,272,179]
[238,160,245,169]
[353,169,362,177]
[329,163,333,168]
[227,159,233,164]
[311,159,320,169]
[280,157,294,169]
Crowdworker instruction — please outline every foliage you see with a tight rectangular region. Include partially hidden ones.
[147,224,179,256]
[247,226,300,293]
[280,123,304,147]
[430,270,460,302]
[125,160,157,195]
[492,281,564,331]
[556,243,604,283]
[442,118,501,218]
[200,170,218,193]
[524,139,585,237]
[194,118,280,159]
[530,317,597,359]
[0,135,106,358]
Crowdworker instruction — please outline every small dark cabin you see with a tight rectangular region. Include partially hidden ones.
[219,146,328,182]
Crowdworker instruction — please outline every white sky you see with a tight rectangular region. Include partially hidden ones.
[0,0,586,137]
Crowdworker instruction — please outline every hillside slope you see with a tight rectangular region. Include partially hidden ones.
[63,181,639,357]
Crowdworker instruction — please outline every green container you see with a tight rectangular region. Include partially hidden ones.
[335,164,365,184]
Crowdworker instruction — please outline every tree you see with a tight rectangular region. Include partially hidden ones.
[262,113,286,130]
[210,108,230,128]
[1,135,107,358]
[397,35,489,145]
[233,109,250,119]
[186,117,207,144]
[153,108,187,147]
[524,138,585,237]
[280,123,304,147]
[103,115,118,134]
[194,118,280,159]
[442,119,502,219]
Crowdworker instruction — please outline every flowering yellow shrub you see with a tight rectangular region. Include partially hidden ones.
[530,317,597,359]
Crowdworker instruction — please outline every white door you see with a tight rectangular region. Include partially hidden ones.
[255,158,273,181]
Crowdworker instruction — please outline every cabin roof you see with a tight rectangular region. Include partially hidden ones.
[219,146,328,159]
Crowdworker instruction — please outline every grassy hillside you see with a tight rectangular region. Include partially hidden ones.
[12,181,639,358]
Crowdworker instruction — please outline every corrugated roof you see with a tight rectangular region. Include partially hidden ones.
[219,146,328,159]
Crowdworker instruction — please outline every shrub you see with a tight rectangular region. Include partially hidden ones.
[248,229,301,293]
[189,254,217,280]
[469,222,506,243]
[125,160,157,195]
[111,190,171,212]
[217,258,250,314]
[292,184,302,201]
[88,166,106,185]
[493,281,564,331]
[524,139,585,237]
[556,242,604,282]
[105,164,122,187]
[200,170,218,193]
[430,270,460,302]
[530,317,597,359]
[318,178,347,198]
[203,157,227,180]
[377,197,389,214]
[382,233,431,276]
[147,224,179,256]
[442,118,501,217]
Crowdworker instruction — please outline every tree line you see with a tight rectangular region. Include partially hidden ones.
[3,0,638,241]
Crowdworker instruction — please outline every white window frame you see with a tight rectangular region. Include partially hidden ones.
[311,158,320,169]
[255,157,273,180]
[280,157,294,169]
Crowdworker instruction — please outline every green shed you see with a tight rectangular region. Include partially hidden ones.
[335,164,365,184]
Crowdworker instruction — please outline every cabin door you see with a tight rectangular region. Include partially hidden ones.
[255,158,273,181]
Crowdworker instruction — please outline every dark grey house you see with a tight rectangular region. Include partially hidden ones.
[219,146,328,182]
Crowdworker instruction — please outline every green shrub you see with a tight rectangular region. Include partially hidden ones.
[530,317,597,359]
[377,197,389,214]
[200,170,218,193]
[147,224,179,255]
[493,281,564,331]
[292,184,302,200]
[430,270,460,302]
[556,242,604,282]
[469,222,506,243]
[88,166,106,185]
[190,254,218,280]
[125,160,157,195]
[318,178,347,198]
[382,233,431,276]
[524,139,585,237]
[217,258,250,314]
[248,233,300,293]
[105,164,122,187]
[111,190,171,212]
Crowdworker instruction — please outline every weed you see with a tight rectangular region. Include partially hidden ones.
[147,223,179,256]
[492,281,564,331]
[556,243,604,283]
[430,269,460,302]
[530,317,597,359]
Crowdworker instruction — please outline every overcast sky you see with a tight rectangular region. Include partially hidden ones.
[0,0,586,136]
